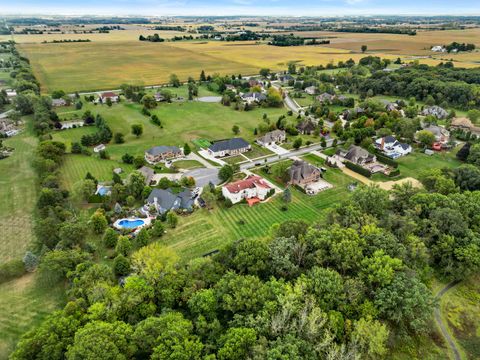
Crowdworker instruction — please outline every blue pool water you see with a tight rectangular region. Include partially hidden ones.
[118,219,145,229]
[98,187,109,196]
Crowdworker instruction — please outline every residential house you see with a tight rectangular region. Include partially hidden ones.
[419,125,450,144]
[431,45,446,52]
[52,98,67,107]
[288,160,321,186]
[6,89,17,98]
[375,136,412,158]
[137,166,155,185]
[154,93,166,102]
[208,138,251,158]
[277,74,294,84]
[222,175,273,205]
[422,106,448,119]
[146,188,194,214]
[296,119,316,135]
[99,91,119,103]
[342,107,365,120]
[337,145,376,165]
[225,84,237,92]
[380,100,398,112]
[241,92,266,105]
[450,117,480,136]
[316,93,335,104]
[305,86,317,95]
[145,145,183,164]
[93,144,106,153]
[256,130,286,146]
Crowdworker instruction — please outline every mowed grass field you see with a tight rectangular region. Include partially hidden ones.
[0,126,38,263]
[0,274,65,359]
[53,100,289,161]
[163,161,353,260]
[16,28,480,94]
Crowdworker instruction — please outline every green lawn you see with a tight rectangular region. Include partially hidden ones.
[372,148,462,182]
[163,156,352,260]
[0,126,38,263]
[244,143,273,159]
[0,274,66,359]
[60,154,134,190]
[173,160,204,170]
[55,101,288,162]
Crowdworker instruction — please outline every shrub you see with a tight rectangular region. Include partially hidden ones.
[345,161,372,178]
[375,151,399,168]
[388,168,401,177]
[0,259,27,284]
[113,255,131,276]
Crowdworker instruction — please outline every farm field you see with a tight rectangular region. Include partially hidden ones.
[0,126,37,263]
[0,274,65,359]
[16,28,480,94]
[53,100,289,161]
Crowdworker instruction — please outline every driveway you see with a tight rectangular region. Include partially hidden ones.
[184,168,221,187]
[265,143,290,155]
[196,96,222,103]
[186,152,217,169]
[198,149,227,166]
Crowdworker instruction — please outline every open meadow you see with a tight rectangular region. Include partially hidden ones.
[0,126,37,263]
[16,27,480,94]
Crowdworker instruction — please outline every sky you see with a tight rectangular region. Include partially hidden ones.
[1,0,480,16]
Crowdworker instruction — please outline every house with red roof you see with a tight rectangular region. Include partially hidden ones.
[222,175,273,205]
[98,91,119,103]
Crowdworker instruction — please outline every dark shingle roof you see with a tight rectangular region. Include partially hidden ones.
[146,146,181,156]
[147,188,193,213]
[289,160,320,183]
[209,138,250,152]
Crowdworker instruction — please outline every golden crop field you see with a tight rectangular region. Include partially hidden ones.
[16,28,480,93]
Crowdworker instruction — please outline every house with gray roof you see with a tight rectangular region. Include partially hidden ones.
[337,145,376,165]
[421,106,448,119]
[137,166,155,185]
[256,130,286,146]
[52,98,67,107]
[208,138,251,158]
[296,119,316,135]
[146,188,194,214]
[289,160,322,186]
[241,92,267,105]
[145,145,183,164]
[316,93,335,104]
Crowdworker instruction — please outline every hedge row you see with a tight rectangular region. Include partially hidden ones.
[375,151,399,168]
[388,168,401,177]
[345,161,372,178]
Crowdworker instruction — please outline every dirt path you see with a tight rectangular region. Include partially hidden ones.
[339,168,422,190]
[435,281,462,360]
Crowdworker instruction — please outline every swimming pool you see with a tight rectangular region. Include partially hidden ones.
[118,219,145,229]
[98,187,110,196]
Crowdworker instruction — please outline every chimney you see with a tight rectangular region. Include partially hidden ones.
[381,137,385,150]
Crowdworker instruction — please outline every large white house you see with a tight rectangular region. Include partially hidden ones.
[222,175,273,205]
[375,136,412,158]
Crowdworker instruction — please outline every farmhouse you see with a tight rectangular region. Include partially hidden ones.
[222,175,273,205]
[296,119,316,135]
[154,93,166,102]
[450,117,480,136]
[288,160,321,186]
[256,130,286,146]
[305,86,317,95]
[145,188,194,214]
[208,138,251,157]
[375,136,412,158]
[52,98,67,107]
[241,92,266,104]
[337,145,376,165]
[137,166,155,185]
[145,145,183,164]
[99,91,119,103]
[431,45,446,52]
[421,106,448,119]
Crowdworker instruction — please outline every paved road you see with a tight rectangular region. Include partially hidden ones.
[435,281,461,360]
[239,140,334,170]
